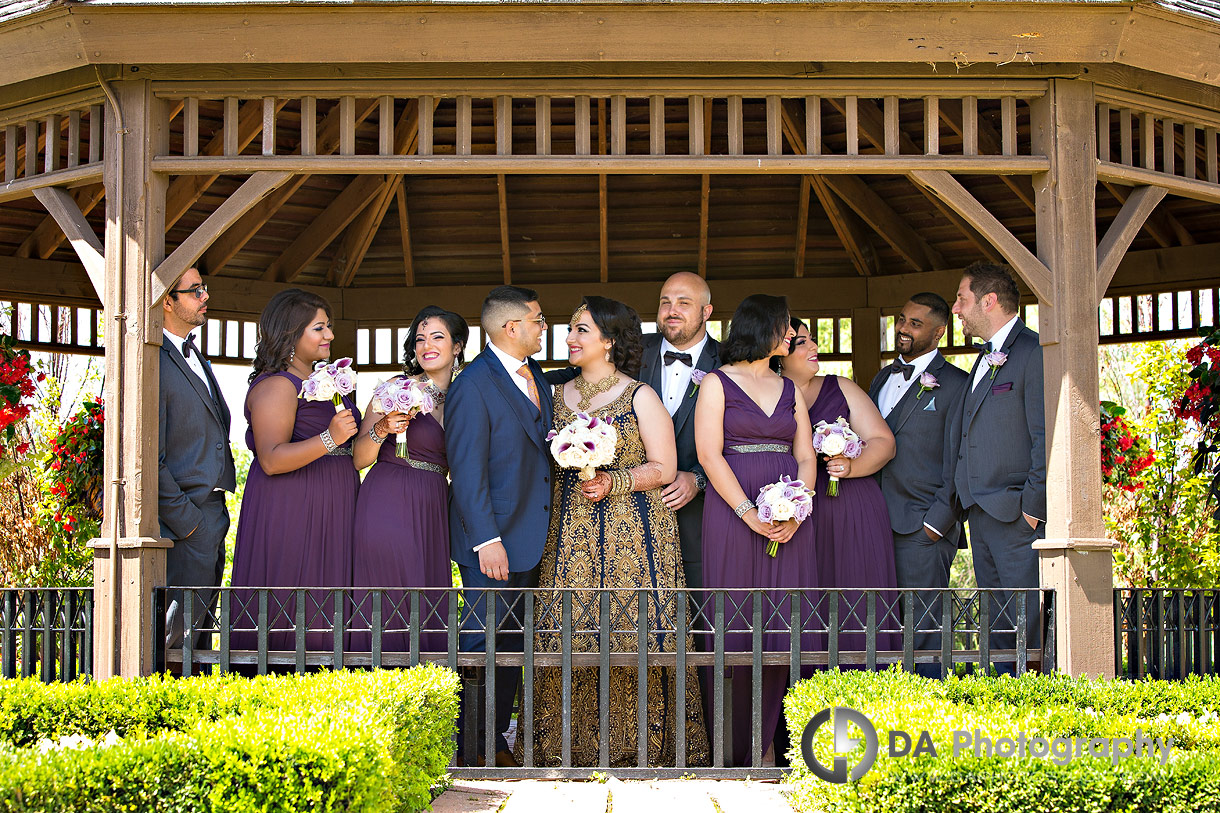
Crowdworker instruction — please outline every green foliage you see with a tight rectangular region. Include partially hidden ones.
[1099,341,1220,587]
[0,666,460,813]
[784,669,1220,813]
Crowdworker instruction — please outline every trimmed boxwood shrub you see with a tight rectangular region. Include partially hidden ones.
[0,665,459,813]
[784,669,1220,813]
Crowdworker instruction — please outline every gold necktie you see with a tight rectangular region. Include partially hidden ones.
[517,363,540,411]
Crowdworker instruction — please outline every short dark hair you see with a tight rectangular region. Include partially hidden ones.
[250,288,333,383]
[403,305,470,375]
[582,296,644,378]
[963,262,1020,314]
[720,294,790,364]
[908,292,951,326]
[482,285,539,328]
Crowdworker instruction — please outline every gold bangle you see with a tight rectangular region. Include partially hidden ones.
[609,469,633,496]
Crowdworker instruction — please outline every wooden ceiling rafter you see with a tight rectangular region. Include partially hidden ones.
[831,95,1005,264]
[204,97,380,275]
[333,98,429,287]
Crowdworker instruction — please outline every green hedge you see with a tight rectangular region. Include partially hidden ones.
[784,669,1220,813]
[0,666,459,813]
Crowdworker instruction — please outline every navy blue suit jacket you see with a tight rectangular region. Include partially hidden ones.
[446,346,554,572]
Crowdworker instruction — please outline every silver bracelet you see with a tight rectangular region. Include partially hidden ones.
[369,426,387,444]
[734,499,755,518]
[320,429,338,453]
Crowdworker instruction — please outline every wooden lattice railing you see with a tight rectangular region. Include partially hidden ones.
[0,93,106,203]
[149,81,1050,174]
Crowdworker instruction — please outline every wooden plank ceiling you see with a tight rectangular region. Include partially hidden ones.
[2,95,1218,293]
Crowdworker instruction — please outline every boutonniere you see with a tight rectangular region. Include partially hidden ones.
[985,350,1008,380]
[915,372,939,400]
[687,369,707,398]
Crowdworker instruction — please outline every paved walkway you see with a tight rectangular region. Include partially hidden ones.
[432,778,795,813]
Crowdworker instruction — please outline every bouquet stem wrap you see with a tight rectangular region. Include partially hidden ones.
[396,432,409,459]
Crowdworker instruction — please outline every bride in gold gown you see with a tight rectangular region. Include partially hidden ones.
[521,296,709,768]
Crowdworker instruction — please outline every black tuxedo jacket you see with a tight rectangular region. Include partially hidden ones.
[868,351,969,545]
[158,336,236,540]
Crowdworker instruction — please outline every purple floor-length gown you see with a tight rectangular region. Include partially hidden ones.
[807,374,900,667]
[351,398,450,656]
[702,370,816,766]
[231,371,360,653]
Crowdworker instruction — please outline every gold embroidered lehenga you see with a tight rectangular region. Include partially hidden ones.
[522,382,709,767]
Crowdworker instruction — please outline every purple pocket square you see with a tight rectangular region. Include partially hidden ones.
[990,382,1013,394]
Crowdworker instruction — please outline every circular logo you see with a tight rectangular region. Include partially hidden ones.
[801,706,879,783]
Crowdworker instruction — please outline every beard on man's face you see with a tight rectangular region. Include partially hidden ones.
[660,314,705,347]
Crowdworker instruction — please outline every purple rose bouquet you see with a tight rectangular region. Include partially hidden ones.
[369,376,436,458]
[755,475,814,556]
[811,415,864,497]
[299,357,357,412]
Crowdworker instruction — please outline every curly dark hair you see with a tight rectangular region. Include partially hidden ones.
[582,295,644,378]
[720,294,790,364]
[403,305,470,375]
[249,288,333,383]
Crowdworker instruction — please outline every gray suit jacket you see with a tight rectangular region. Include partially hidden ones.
[949,318,1047,523]
[638,331,720,577]
[158,338,236,540]
[868,351,969,545]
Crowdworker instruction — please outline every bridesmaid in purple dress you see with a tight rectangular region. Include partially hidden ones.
[695,295,816,768]
[232,289,361,653]
[777,318,901,667]
[351,306,467,656]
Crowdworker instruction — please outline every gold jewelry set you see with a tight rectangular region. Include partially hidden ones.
[608,469,634,495]
[570,304,619,410]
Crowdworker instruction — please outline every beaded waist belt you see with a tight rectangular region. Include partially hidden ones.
[728,443,792,454]
[405,458,448,476]
[325,447,353,456]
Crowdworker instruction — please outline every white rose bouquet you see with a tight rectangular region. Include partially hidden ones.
[369,376,436,458]
[546,412,619,482]
[755,475,814,557]
[811,415,865,497]
[299,357,357,412]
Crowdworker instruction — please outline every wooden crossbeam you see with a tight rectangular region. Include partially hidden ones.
[1096,185,1167,301]
[165,99,285,230]
[262,174,386,283]
[31,186,105,298]
[153,171,294,303]
[204,97,379,274]
[1099,161,1220,206]
[908,169,1053,306]
[834,96,1004,263]
[16,182,105,259]
[0,164,102,205]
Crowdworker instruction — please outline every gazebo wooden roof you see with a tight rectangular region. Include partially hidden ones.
[0,0,1218,680]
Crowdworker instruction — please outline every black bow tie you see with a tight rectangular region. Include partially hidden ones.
[181,333,199,360]
[888,359,915,380]
[977,341,993,354]
[663,350,693,367]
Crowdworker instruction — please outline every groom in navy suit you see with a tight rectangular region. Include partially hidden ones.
[447,285,553,767]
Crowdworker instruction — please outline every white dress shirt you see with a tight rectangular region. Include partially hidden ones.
[877,348,939,419]
[971,314,1019,392]
[474,341,534,553]
[658,333,709,416]
[164,328,213,398]
[487,340,532,400]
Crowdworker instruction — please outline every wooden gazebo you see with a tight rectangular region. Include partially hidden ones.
[1,0,1218,678]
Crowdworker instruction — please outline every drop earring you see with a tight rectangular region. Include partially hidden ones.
[289,348,295,363]
[605,344,612,363]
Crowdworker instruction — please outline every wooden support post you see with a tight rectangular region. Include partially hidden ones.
[850,307,882,386]
[1030,78,1114,679]
[93,79,171,679]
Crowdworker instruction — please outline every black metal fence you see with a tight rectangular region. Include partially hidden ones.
[1114,588,1220,679]
[1,588,93,682]
[155,585,1054,776]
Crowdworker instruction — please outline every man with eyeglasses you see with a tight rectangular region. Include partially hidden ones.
[158,267,236,657]
[447,284,553,767]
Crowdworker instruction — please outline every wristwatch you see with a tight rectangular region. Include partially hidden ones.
[692,470,708,492]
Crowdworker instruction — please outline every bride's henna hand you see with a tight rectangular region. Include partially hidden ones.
[627,462,665,492]
[581,471,612,502]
